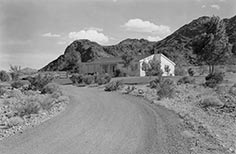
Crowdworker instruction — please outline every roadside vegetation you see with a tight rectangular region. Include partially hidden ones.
[110,16,236,154]
[0,70,69,140]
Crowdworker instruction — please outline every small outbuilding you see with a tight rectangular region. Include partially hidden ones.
[139,54,176,77]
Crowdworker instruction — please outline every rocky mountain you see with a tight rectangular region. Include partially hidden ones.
[41,15,236,71]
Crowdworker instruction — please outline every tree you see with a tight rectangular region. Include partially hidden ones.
[164,65,170,75]
[121,52,134,68]
[192,16,232,74]
[9,65,22,81]
[141,58,163,77]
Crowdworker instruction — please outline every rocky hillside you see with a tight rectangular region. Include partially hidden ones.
[41,15,236,71]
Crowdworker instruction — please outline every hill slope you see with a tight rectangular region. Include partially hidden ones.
[41,15,236,71]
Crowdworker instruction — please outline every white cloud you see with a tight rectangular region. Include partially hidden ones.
[42,32,61,38]
[113,0,117,2]
[123,18,171,36]
[68,29,109,44]
[201,5,206,8]
[147,36,162,42]
[210,4,220,10]
[219,0,225,2]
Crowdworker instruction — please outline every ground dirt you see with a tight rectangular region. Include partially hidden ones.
[0,85,190,154]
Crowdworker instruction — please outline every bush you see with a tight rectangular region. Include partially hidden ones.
[188,68,195,76]
[156,79,175,99]
[11,80,30,89]
[104,80,123,92]
[7,116,24,127]
[174,67,186,76]
[229,83,236,96]
[177,76,195,85]
[0,71,10,82]
[39,96,55,111]
[149,78,162,89]
[15,101,41,117]
[28,74,54,91]
[83,75,94,85]
[0,87,6,96]
[70,74,83,84]
[205,72,224,88]
[198,97,223,110]
[41,83,60,94]
[96,74,111,85]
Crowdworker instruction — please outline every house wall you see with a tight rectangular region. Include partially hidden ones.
[139,54,175,77]
[139,54,156,77]
[160,55,175,76]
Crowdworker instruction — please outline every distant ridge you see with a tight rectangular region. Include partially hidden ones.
[41,15,236,71]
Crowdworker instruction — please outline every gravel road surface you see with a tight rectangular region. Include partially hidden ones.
[0,85,190,154]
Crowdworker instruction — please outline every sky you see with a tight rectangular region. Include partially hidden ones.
[0,0,235,70]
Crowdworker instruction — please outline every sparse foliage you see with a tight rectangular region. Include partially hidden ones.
[142,58,163,77]
[205,72,224,88]
[0,70,10,82]
[164,65,171,75]
[104,80,123,91]
[156,79,175,99]
[188,68,195,76]
[9,65,21,81]
[192,16,232,74]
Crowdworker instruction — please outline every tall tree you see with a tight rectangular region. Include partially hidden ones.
[192,16,232,74]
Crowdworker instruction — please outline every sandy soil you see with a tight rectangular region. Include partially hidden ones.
[0,85,190,154]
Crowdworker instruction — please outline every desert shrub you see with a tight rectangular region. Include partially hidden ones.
[149,77,162,89]
[229,83,236,96]
[177,76,195,85]
[104,80,123,92]
[96,74,111,85]
[188,68,195,76]
[7,116,24,127]
[0,71,10,82]
[205,72,224,88]
[28,74,54,91]
[82,75,94,85]
[156,79,175,99]
[174,66,186,76]
[11,80,30,89]
[198,97,223,110]
[15,101,41,117]
[41,83,60,94]
[70,74,83,84]
[0,87,6,96]
[7,89,24,99]
[39,96,55,111]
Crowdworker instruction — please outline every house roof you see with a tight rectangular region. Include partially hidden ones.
[138,53,176,66]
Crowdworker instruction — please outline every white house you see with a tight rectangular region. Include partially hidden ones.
[139,54,176,77]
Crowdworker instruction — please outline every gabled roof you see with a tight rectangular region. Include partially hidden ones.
[138,53,176,66]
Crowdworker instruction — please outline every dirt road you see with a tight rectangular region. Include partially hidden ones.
[0,86,190,154]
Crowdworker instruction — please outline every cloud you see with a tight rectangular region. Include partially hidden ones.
[68,29,109,44]
[201,5,206,8]
[42,32,61,38]
[113,0,117,2]
[123,18,171,36]
[219,0,225,2]
[210,4,220,10]
[147,36,162,42]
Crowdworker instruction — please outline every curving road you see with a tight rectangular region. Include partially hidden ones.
[0,85,190,154]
